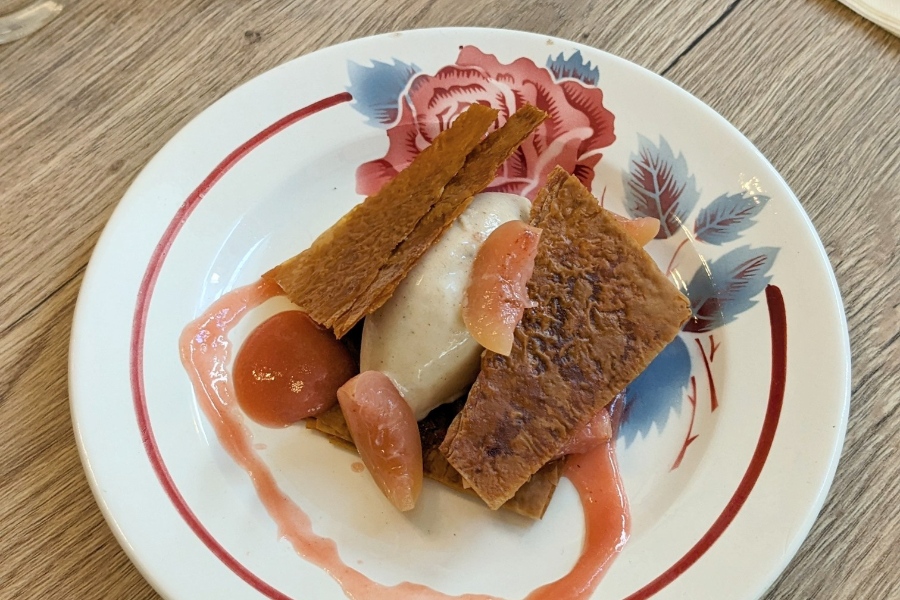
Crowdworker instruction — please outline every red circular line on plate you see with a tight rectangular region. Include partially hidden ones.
[130,91,351,600]
[127,90,787,600]
[623,284,787,600]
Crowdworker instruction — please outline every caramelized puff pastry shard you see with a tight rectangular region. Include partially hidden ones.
[267,103,548,338]
[440,167,692,510]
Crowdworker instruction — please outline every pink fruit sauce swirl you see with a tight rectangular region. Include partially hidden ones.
[180,278,630,600]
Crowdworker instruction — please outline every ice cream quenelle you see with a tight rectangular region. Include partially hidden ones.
[359,192,530,421]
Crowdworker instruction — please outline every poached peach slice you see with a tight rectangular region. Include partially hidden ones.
[463,220,542,356]
[613,214,660,246]
[337,371,423,512]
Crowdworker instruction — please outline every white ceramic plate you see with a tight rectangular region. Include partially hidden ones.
[70,28,850,600]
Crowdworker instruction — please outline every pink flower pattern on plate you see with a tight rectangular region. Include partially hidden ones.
[355,46,615,200]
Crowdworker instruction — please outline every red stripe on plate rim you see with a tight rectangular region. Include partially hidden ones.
[130,92,351,600]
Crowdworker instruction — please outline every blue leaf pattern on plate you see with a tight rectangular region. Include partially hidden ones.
[694,191,770,244]
[346,59,421,128]
[620,336,692,446]
[545,50,600,85]
[623,135,700,238]
[682,245,779,333]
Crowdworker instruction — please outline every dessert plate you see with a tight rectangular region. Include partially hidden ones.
[70,27,850,600]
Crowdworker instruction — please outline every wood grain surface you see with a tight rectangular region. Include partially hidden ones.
[0,0,897,599]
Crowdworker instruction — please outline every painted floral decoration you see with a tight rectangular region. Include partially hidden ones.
[348,46,616,200]
[620,135,778,468]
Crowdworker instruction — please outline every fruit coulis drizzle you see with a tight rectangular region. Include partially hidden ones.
[180,279,630,600]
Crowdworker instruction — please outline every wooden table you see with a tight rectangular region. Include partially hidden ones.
[1,0,898,598]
